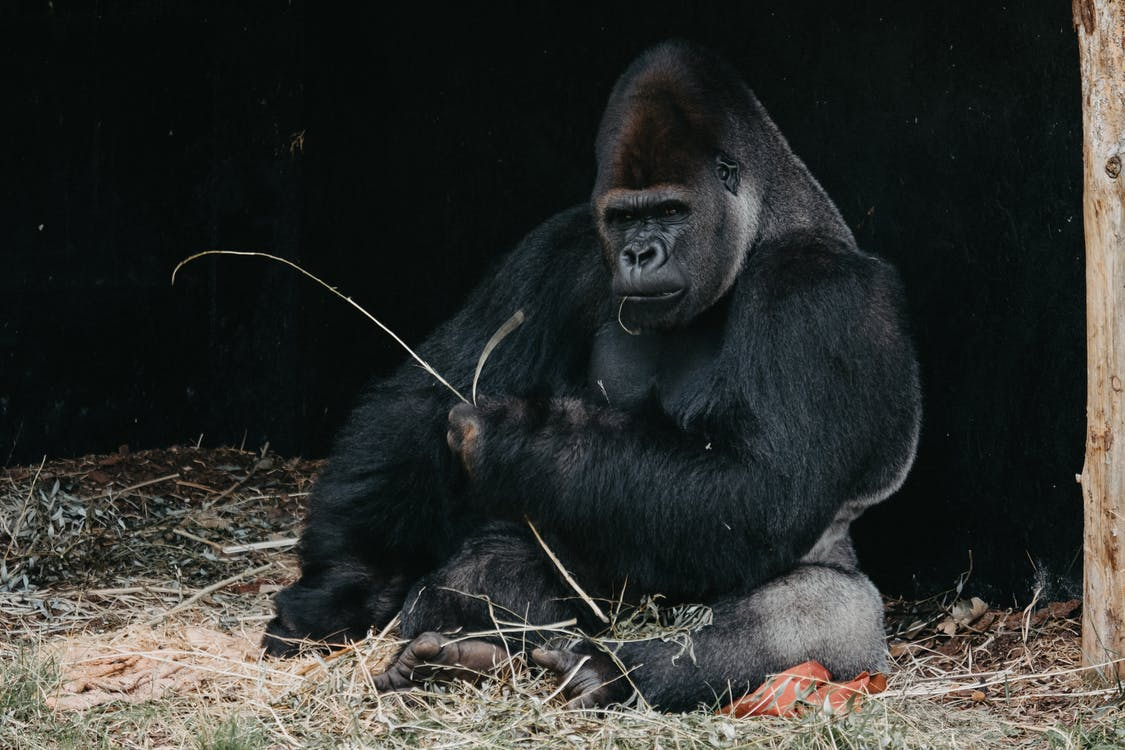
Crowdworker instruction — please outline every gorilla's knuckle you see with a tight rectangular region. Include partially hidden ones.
[448,402,476,425]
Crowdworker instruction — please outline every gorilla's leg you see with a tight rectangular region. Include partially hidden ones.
[536,565,887,712]
[375,522,593,690]
[263,388,464,656]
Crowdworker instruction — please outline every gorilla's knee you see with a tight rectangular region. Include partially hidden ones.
[752,565,887,676]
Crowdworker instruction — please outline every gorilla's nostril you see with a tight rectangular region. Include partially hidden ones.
[624,246,662,269]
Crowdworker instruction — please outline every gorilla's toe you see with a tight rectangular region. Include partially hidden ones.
[532,647,631,708]
[533,647,639,710]
[373,633,508,692]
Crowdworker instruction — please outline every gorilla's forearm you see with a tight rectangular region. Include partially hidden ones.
[300,385,467,571]
[457,398,841,599]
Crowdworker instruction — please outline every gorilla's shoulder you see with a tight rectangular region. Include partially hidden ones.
[461,205,605,326]
[517,205,597,252]
[748,230,901,297]
[497,205,602,292]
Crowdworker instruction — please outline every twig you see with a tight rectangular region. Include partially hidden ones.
[174,480,220,493]
[146,563,272,626]
[885,655,1125,698]
[457,618,579,641]
[84,586,192,597]
[1021,586,1043,645]
[617,297,640,336]
[472,309,525,405]
[543,654,591,703]
[2,456,45,557]
[222,538,298,555]
[525,518,609,624]
[84,473,180,501]
[172,527,225,552]
[376,612,402,640]
[295,641,361,676]
[172,250,467,403]
[204,457,265,508]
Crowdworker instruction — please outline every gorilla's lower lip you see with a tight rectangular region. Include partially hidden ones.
[621,289,684,302]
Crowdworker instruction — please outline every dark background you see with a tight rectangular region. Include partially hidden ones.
[2,2,1085,604]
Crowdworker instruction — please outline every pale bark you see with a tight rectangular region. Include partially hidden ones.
[1075,0,1125,681]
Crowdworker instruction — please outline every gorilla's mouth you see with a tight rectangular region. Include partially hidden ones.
[620,289,685,304]
[617,289,686,330]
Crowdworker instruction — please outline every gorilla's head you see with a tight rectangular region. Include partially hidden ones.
[591,41,764,332]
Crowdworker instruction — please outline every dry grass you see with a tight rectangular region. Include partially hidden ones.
[2,446,1122,749]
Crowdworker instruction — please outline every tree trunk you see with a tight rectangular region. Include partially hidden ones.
[1075,0,1125,681]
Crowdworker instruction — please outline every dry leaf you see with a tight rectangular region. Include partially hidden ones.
[973,611,998,631]
[47,625,263,711]
[951,597,989,626]
[1032,599,1081,625]
[937,617,958,636]
[938,597,989,635]
[888,641,913,658]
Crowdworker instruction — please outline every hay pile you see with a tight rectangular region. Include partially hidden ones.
[1,447,1121,749]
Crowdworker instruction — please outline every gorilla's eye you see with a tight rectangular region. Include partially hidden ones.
[663,204,680,217]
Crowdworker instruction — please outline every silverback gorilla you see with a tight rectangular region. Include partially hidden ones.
[263,40,921,712]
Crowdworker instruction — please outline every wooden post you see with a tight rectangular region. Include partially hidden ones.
[1075,0,1125,681]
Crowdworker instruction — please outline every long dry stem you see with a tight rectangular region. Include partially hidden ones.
[172,250,468,403]
[472,309,526,405]
[526,517,610,625]
[146,563,273,626]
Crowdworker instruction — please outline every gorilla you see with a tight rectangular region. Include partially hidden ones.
[263,40,921,712]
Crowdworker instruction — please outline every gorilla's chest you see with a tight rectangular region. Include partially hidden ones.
[587,323,721,414]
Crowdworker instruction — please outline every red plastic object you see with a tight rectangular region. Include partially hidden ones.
[719,660,888,718]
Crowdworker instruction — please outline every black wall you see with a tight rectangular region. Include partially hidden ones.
[2,2,1085,603]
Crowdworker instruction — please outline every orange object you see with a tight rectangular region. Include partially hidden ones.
[718,660,887,718]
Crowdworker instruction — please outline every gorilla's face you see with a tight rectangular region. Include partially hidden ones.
[591,52,757,332]
[594,157,750,331]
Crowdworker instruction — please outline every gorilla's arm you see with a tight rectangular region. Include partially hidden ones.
[452,246,919,601]
[264,208,604,652]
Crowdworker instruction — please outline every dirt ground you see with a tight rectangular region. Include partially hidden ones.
[1,445,1121,748]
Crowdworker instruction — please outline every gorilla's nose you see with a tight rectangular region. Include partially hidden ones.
[620,243,667,274]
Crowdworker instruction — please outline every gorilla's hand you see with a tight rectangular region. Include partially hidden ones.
[447,397,542,474]
[447,402,486,476]
[447,397,631,513]
[446,398,552,515]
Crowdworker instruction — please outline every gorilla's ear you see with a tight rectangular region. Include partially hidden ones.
[716,153,741,195]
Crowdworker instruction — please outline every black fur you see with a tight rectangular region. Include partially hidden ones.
[263,40,921,712]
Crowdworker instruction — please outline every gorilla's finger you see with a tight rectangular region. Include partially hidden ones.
[531,646,584,675]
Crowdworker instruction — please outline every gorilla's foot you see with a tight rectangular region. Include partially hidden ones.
[373,632,508,692]
[532,647,632,708]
